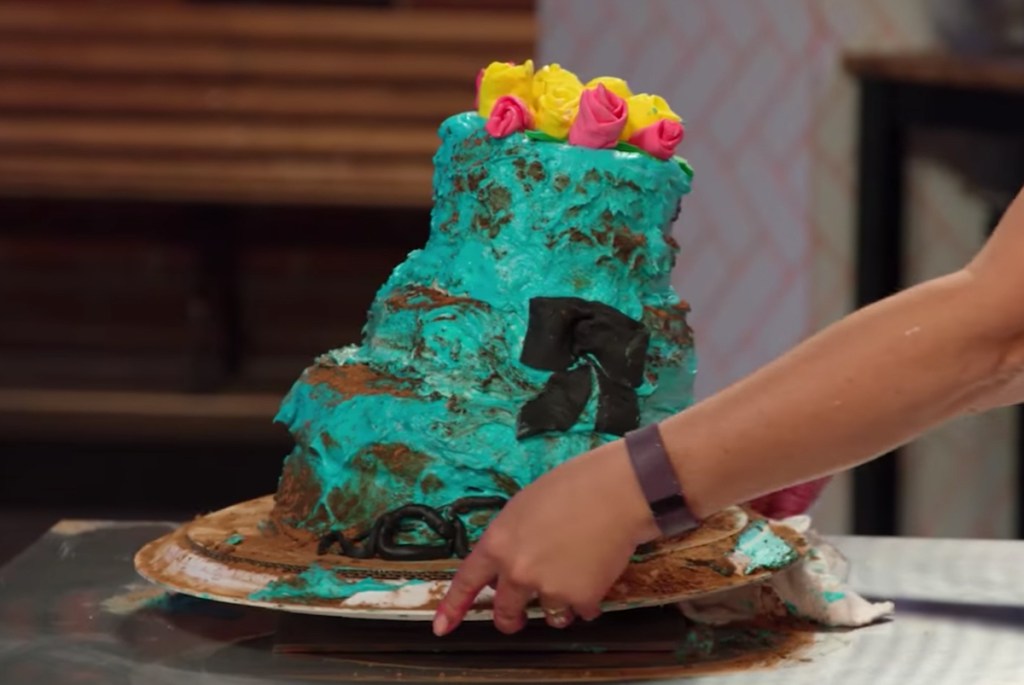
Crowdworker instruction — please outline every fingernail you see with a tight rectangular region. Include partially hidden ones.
[551,614,571,629]
[433,613,450,637]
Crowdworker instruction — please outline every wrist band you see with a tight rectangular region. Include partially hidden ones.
[624,423,699,537]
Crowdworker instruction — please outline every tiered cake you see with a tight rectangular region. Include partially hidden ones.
[271,61,697,559]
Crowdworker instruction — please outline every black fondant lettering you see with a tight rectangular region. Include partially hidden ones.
[317,496,507,561]
[376,504,455,561]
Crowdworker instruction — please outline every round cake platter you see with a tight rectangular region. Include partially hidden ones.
[135,496,810,621]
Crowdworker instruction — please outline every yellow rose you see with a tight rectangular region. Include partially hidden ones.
[530,64,583,137]
[585,76,633,100]
[477,60,535,118]
[534,82,582,139]
[622,93,682,140]
[532,63,583,103]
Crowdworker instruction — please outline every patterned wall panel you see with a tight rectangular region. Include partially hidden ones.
[541,0,1017,537]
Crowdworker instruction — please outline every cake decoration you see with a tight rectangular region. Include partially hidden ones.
[568,84,627,149]
[585,75,633,99]
[518,297,649,438]
[476,59,535,120]
[479,60,686,163]
[317,496,508,561]
[483,95,534,138]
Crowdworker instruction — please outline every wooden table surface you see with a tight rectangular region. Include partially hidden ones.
[3,522,1024,684]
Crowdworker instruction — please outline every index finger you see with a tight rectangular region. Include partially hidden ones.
[433,547,497,637]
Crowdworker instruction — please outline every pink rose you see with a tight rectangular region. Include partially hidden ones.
[747,477,832,520]
[628,118,685,160]
[568,84,627,149]
[485,95,534,138]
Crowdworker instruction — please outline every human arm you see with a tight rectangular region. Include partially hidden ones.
[434,187,1024,636]
[673,187,1024,516]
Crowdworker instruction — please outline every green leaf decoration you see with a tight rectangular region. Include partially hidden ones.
[674,156,695,179]
[524,130,566,144]
[614,141,647,155]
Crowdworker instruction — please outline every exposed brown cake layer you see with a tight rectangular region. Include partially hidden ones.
[643,302,694,347]
[273,440,444,538]
[384,285,491,313]
[302,362,415,403]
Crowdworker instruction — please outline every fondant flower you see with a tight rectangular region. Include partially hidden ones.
[477,60,535,118]
[568,84,627,149]
[622,93,682,140]
[627,118,685,160]
[485,95,534,138]
[585,76,633,100]
[532,63,583,103]
[529,64,583,139]
[533,83,582,139]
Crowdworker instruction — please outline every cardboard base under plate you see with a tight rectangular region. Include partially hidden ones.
[246,607,816,682]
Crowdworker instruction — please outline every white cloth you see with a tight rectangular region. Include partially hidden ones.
[678,516,894,628]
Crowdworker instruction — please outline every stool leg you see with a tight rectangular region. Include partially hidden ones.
[987,201,1024,540]
[853,81,906,536]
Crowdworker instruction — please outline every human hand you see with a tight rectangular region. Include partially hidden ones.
[432,439,659,636]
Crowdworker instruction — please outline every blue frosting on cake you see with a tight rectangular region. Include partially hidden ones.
[251,565,425,602]
[271,112,696,545]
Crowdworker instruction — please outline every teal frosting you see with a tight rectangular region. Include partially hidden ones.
[250,564,425,602]
[734,521,799,574]
[272,112,696,543]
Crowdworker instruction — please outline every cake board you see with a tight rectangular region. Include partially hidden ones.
[135,495,810,621]
[255,607,817,683]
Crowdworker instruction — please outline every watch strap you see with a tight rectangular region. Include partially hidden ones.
[624,423,699,537]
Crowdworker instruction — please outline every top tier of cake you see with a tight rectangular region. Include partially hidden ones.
[359,111,692,391]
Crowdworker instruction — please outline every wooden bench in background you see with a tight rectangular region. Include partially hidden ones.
[0,1,534,206]
[0,1,534,445]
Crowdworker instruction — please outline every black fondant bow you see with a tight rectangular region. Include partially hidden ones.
[517,297,650,438]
